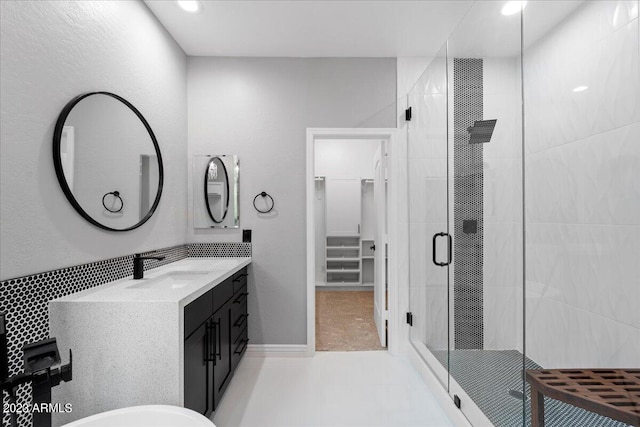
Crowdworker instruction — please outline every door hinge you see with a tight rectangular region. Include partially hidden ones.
[406,312,413,326]
[454,395,461,409]
[405,106,412,121]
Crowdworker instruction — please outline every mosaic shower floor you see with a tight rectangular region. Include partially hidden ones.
[432,349,630,427]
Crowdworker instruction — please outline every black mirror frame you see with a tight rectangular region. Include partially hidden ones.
[52,91,164,232]
[203,156,230,224]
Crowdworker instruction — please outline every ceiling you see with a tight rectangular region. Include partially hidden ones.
[144,1,584,58]
[143,0,474,57]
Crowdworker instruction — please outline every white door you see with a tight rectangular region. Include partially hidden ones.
[373,146,387,347]
[325,178,361,236]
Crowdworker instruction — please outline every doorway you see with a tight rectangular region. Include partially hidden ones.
[305,128,398,356]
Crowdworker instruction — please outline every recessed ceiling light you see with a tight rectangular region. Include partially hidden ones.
[177,0,202,14]
[501,1,527,16]
[573,85,589,92]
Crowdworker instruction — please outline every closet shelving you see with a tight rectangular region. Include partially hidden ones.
[320,177,380,287]
[325,236,361,285]
[361,238,374,285]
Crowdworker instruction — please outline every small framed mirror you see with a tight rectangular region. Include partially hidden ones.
[53,92,163,232]
[193,155,239,228]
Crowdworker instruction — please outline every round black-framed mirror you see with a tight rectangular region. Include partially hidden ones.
[203,156,230,223]
[53,92,164,232]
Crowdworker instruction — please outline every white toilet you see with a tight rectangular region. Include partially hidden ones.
[61,405,215,427]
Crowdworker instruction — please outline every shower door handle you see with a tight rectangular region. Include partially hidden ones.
[432,232,452,267]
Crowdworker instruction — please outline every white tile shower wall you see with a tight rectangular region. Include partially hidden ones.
[395,58,427,340]
[404,54,524,352]
[187,58,397,345]
[0,1,188,281]
[482,58,523,351]
[524,0,640,368]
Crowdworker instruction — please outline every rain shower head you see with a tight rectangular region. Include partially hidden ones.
[467,119,497,144]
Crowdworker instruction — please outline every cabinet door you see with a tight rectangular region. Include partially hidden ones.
[212,306,232,410]
[184,321,210,415]
[325,178,361,236]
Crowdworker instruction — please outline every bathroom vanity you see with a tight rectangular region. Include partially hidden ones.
[48,257,251,425]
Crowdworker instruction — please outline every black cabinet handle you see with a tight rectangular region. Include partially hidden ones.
[204,321,210,362]
[234,313,249,328]
[215,319,222,361]
[232,274,248,283]
[233,292,249,304]
[432,232,452,267]
[234,338,249,355]
[211,320,217,366]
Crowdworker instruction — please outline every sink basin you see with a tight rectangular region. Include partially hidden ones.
[127,272,210,290]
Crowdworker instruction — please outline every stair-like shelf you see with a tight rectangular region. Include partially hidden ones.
[326,236,361,285]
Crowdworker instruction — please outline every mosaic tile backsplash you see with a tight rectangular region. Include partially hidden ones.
[0,242,250,426]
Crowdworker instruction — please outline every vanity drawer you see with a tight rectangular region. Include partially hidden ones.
[212,276,233,313]
[231,290,248,343]
[231,326,248,370]
[184,289,213,338]
[232,267,248,294]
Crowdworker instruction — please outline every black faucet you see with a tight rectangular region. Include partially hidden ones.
[133,253,166,279]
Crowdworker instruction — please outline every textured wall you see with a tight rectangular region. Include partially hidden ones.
[0,0,188,280]
[187,57,397,344]
[524,0,640,368]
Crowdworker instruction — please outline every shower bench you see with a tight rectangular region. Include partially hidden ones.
[526,368,640,427]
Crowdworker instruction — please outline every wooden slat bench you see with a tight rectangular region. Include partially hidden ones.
[526,369,640,427]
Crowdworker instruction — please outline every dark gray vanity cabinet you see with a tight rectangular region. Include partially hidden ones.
[184,321,211,415]
[184,267,249,417]
[211,301,232,409]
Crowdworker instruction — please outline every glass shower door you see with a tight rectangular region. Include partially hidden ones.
[445,1,525,425]
[407,44,451,388]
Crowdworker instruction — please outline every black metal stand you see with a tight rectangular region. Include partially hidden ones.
[1,313,72,427]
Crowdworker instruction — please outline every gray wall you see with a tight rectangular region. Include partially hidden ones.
[0,1,188,280]
[187,57,397,344]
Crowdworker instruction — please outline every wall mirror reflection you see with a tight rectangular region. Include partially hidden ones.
[53,92,164,232]
[193,155,239,228]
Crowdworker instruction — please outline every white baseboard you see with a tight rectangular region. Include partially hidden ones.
[407,344,476,427]
[245,344,309,357]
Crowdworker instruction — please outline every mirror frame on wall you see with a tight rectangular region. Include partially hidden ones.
[52,91,164,232]
[193,154,240,229]
[203,156,230,224]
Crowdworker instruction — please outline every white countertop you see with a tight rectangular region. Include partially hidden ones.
[52,257,251,306]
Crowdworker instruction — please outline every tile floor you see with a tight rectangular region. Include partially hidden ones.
[212,351,454,427]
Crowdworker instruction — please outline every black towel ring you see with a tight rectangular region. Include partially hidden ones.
[253,191,274,214]
[102,191,124,213]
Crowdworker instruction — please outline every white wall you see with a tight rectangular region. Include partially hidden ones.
[0,0,188,280]
[187,57,396,345]
[315,139,380,180]
[524,0,640,367]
